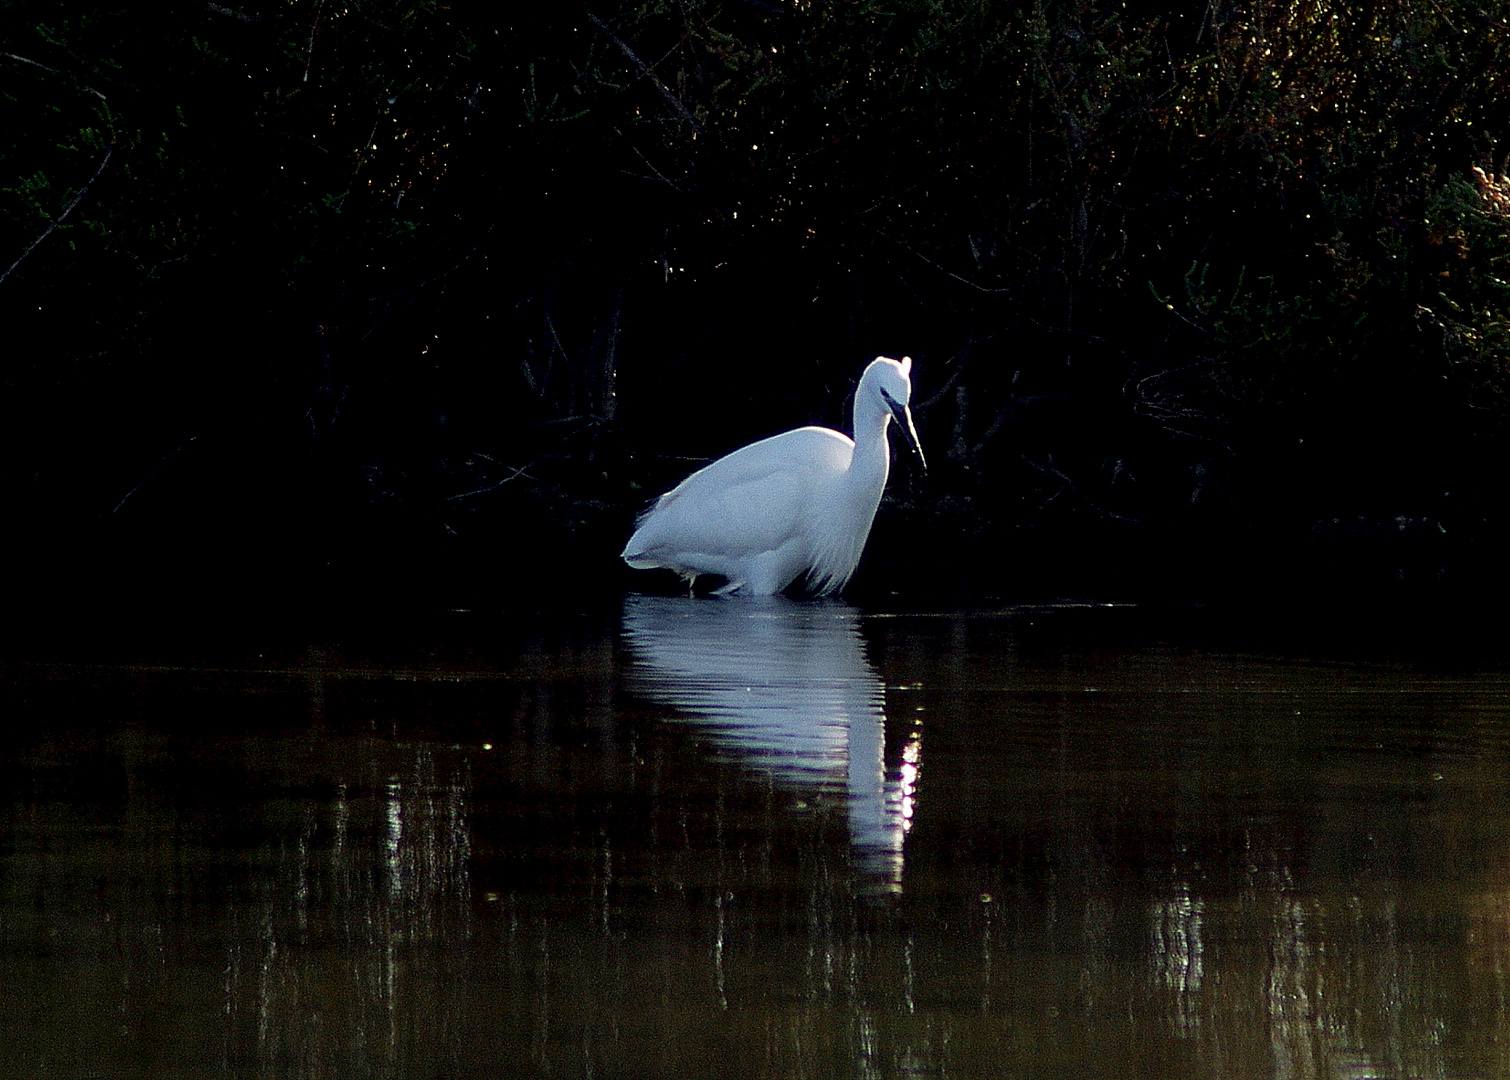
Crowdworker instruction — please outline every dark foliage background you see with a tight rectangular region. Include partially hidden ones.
[5,0,1510,608]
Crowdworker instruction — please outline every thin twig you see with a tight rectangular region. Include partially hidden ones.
[205,4,263,23]
[303,0,325,83]
[447,452,538,500]
[917,335,996,412]
[1,51,107,99]
[447,466,536,501]
[586,11,705,132]
[2,144,115,286]
[112,435,199,513]
[1021,454,1139,524]
[862,224,1016,294]
[358,226,496,304]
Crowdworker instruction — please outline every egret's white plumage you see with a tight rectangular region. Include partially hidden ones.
[622,356,925,596]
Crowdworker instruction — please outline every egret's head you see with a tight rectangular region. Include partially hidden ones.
[864,355,913,406]
[865,356,925,470]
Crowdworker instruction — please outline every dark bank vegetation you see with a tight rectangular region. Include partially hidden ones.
[4,0,1510,604]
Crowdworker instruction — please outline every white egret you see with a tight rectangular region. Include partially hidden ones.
[622,355,925,596]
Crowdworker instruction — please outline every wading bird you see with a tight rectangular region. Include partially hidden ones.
[622,356,925,596]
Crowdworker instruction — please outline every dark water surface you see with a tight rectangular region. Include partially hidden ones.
[5,598,1510,1079]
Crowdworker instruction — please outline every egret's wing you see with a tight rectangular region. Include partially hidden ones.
[629,428,852,559]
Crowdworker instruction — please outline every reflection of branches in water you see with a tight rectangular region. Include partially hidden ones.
[224,735,473,1074]
[17,612,1510,1079]
[1134,866,1486,1079]
[1257,894,1408,1080]
[1149,886,1204,1036]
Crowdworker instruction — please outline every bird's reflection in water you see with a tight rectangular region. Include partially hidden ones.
[621,595,909,892]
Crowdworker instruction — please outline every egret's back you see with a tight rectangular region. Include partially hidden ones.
[623,427,855,593]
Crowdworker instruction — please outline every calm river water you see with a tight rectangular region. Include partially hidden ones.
[5,597,1510,1079]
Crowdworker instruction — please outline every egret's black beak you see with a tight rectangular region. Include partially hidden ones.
[879,387,927,472]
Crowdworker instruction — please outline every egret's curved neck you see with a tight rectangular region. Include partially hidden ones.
[848,385,894,488]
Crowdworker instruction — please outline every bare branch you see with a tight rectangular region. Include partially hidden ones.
[112,435,199,514]
[204,4,263,23]
[447,466,535,501]
[303,0,325,83]
[2,144,115,287]
[862,224,1017,294]
[586,11,705,133]
[1,51,107,100]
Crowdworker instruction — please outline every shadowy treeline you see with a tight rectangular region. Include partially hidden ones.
[4,0,1510,608]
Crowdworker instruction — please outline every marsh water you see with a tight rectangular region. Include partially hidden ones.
[5,597,1510,1079]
